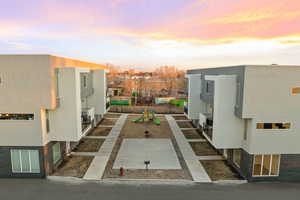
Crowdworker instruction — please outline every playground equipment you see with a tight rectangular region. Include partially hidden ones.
[132,109,161,125]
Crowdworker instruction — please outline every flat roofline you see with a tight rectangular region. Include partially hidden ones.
[187,64,300,74]
[0,54,108,70]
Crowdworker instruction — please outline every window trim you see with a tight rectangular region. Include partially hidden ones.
[10,150,40,173]
[252,154,281,177]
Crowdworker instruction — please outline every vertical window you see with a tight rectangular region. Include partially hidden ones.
[52,143,61,164]
[252,154,280,176]
[233,149,242,168]
[206,82,209,93]
[46,110,50,133]
[243,120,248,140]
[83,75,87,88]
[11,150,40,173]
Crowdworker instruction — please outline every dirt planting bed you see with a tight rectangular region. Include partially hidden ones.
[177,121,194,128]
[190,142,219,156]
[88,127,112,136]
[172,116,188,120]
[74,139,104,152]
[121,115,172,138]
[52,155,94,178]
[200,160,241,181]
[101,119,117,126]
[104,113,121,118]
[182,129,205,139]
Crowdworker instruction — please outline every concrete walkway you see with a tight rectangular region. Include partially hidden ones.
[180,128,198,131]
[166,115,211,183]
[83,114,128,180]
[84,136,109,139]
[175,120,192,122]
[186,139,207,142]
[97,125,115,128]
[197,155,225,161]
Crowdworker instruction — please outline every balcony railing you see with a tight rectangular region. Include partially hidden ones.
[81,87,94,99]
[184,105,188,114]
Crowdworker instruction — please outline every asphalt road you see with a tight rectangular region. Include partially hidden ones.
[0,179,300,200]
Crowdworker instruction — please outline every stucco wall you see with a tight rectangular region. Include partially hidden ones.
[48,68,82,142]
[211,75,244,149]
[243,66,300,154]
[187,74,202,120]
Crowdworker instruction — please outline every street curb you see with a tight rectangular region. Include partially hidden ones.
[47,176,196,185]
[213,180,248,185]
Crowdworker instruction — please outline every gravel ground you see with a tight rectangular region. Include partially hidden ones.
[189,142,219,156]
[176,121,194,128]
[74,139,105,152]
[52,155,94,178]
[200,160,241,181]
[88,127,112,136]
[182,130,205,139]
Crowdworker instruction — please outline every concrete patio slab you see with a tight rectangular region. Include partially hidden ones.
[113,139,181,170]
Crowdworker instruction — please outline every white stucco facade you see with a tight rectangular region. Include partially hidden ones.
[205,75,244,149]
[186,74,202,119]
[0,55,107,146]
[187,65,300,155]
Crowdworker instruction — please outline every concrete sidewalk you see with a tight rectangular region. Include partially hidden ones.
[83,114,128,180]
[166,115,211,183]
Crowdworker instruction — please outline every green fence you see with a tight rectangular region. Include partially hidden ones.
[169,99,186,107]
[110,99,131,105]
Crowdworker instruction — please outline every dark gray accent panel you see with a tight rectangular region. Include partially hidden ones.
[227,149,253,180]
[227,149,300,182]
[44,141,66,175]
[0,146,46,178]
[187,66,246,118]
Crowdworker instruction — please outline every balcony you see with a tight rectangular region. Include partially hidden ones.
[184,105,188,115]
[199,113,213,140]
[81,107,95,133]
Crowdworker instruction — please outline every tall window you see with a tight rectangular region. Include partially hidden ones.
[46,110,50,133]
[83,75,87,88]
[52,143,61,164]
[252,154,280,176]
[11,150,40,173]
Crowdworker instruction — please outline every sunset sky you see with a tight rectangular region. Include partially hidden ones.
[1,0,300,70]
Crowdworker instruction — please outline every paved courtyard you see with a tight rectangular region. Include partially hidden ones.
[113,139,181,169]
[52,113,241,182]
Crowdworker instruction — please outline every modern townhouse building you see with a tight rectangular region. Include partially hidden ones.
[186,65,300,182]
[0,55,107,178]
